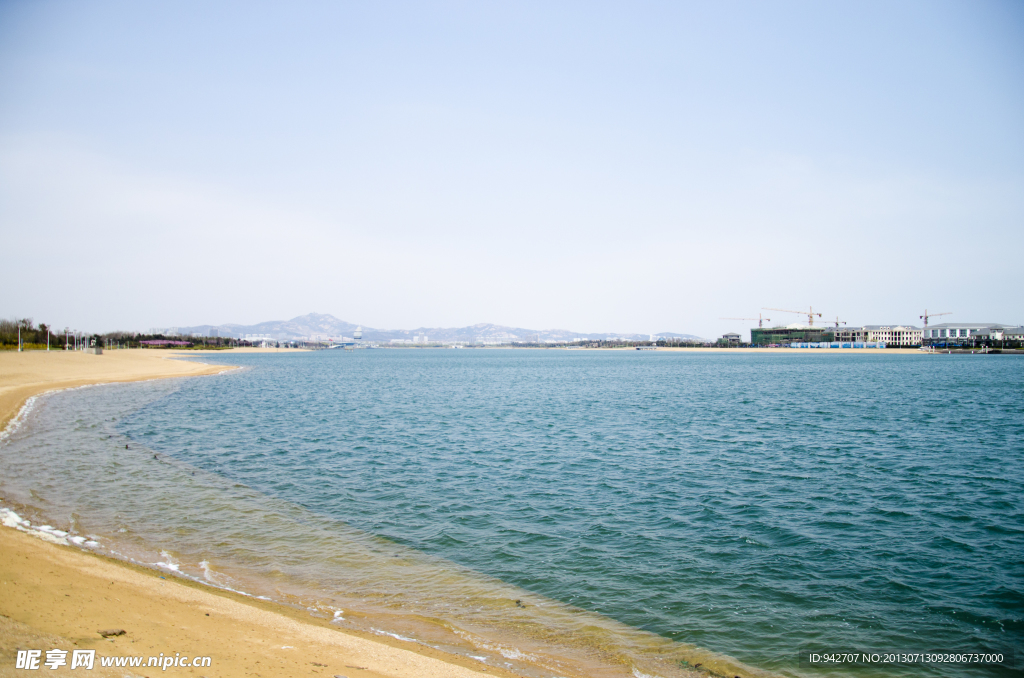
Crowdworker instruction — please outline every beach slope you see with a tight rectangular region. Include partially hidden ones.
[0,527,496,678]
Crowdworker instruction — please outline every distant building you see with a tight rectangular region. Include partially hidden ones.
[718,332,742,346]
[922,323,1015,346]
[834,325,922,347]
[209,328,219,337]
[750,325,833,346]
[978,325,1024,342]
[972,326,1024,343]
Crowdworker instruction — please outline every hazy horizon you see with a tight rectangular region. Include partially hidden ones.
[2,1,1022,337]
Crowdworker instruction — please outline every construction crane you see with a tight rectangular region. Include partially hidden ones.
[763,306,822,327]
[720,313,770,327]
[920,310,951,328]
[831,316,846,329]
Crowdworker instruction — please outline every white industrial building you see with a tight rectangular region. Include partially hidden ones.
[833,325,922,346]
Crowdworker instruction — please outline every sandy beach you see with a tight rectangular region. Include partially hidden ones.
[0,348,499,678]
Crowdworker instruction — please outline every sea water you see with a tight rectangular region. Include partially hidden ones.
[0,350,1021,677]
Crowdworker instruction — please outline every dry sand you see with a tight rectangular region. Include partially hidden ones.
[0,348,498,678]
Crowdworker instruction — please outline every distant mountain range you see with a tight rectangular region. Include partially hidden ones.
[154,313,705,343]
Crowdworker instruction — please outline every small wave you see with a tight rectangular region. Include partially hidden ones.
[198,559,229,586]
[451,627,539,663]
[370,627,417,643]
[155,551,181,572]
[0,395,40,442]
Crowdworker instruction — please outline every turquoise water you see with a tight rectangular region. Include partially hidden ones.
[2,350,1021,676]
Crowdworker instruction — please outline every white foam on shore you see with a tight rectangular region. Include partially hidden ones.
[370,628,417,643]
[0,506,97,549]
[1,499,261,600]
[1,508,24,528]
[0,395,39,442]
[451,627,539,664]
[37,525,69,537]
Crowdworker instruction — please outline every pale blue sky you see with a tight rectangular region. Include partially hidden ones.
[1,1,1021,337]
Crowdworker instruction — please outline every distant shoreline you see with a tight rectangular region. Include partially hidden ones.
[375,345,929,354]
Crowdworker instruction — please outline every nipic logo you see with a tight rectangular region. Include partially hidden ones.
[16,649,94,670]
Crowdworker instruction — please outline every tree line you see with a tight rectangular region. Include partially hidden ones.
[0,318,60,348]
[1,318,240,349]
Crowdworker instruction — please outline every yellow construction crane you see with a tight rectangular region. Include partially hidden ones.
[763,306,823,327]
[720,313,770,327]
[920,310,951,329]
[831,316,846,329]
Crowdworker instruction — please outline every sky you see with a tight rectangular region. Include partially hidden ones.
[1,0,1022,338]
